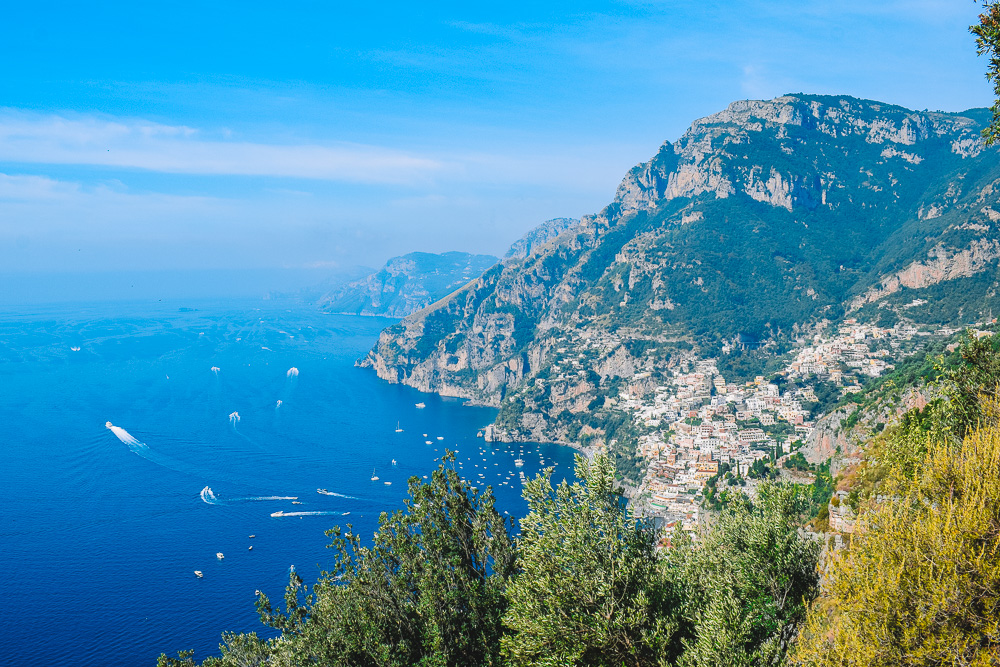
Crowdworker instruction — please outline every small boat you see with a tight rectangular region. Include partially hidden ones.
[292,501,302,505]
[425,440,433,445]
[248,545,253,550]
[415,402,426,409]
[514,458,524,467]
[217,552,225,560]
[391,459,397,466]
[436,436,444,440]
[371,468,379,482]
[194,570,203,578]
[395,422,403,433]
[271,511,285,517]
[70,346,81,352]
[249,535,255,538]
[384,481,392,486]
[318,488,329,494]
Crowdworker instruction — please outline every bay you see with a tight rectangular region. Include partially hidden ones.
[0,298,578,665]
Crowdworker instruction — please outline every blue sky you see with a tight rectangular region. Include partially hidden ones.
[0,0,993,281]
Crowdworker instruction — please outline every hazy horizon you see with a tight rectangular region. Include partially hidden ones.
[1,0,994,299]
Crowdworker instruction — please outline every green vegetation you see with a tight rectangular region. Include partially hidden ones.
[161,454,819,667]
[973,1,1000,145]
[797,422,1000,666]
[502,456,679,665]
[669,483,820,666]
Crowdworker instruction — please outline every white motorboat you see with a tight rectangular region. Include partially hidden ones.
[194,570,203,578]
[415,402,426,409]
[217,552,224,560]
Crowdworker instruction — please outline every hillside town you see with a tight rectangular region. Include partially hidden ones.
[613,319,959,530]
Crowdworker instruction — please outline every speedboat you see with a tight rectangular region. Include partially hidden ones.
[194,570,203,578]
[437,436,444,440]
[248,535,255,539]
[248,545,253,550]
[384,481,392,485]
[217,552,224,560]
[415,402,426,409]
[317,488,329,494]
[271,511,285,517]
[292,501,302,505]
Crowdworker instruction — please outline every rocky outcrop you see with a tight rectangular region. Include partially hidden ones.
[505,218,580,260]
[850,239,1000,310]
[803,407,861,469]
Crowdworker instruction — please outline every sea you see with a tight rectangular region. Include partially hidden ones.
[0,298,578,665]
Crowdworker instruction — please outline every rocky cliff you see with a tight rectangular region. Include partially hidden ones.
[319,251,497,318]
[360,94,1000,448]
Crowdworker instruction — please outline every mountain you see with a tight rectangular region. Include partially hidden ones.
[360,94,1000,447]
[504,217,580,259]
[319,251,498,318]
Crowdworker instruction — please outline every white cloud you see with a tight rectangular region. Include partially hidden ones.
[0,109,444,185]
[0,173,81,200]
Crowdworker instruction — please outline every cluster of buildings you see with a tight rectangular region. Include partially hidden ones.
[614,320,957,528]
[615,359,817,528]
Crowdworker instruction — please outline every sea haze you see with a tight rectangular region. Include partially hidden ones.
[0,299,578,665]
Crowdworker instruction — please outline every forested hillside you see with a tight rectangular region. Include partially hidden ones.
[361,95,1000,453]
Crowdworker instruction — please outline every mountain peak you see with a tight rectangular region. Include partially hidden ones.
[611,94,987,218]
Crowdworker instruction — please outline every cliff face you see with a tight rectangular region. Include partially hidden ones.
[360,94,1000,442]
[319,251,497,318]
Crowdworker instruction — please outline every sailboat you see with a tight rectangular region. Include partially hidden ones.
[371,467,379,482]
[395,422,403,433]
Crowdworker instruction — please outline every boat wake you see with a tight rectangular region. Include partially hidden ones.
[106,421,198,477]
[201,486,297,505]
[317,489,361,500]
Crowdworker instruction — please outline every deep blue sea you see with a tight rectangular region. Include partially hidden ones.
[0,299,577,666]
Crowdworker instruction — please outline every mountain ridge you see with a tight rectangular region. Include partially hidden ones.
[360,93,1000,455]
[319,251,498,318]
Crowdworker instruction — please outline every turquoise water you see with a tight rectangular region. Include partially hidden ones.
[0,299,577,665]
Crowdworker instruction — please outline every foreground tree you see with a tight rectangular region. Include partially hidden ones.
[974,1,1000,145]
[795,421,1000,666]
[502,454,682,666]
[160,453,516,667]
[669,483,820,667]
